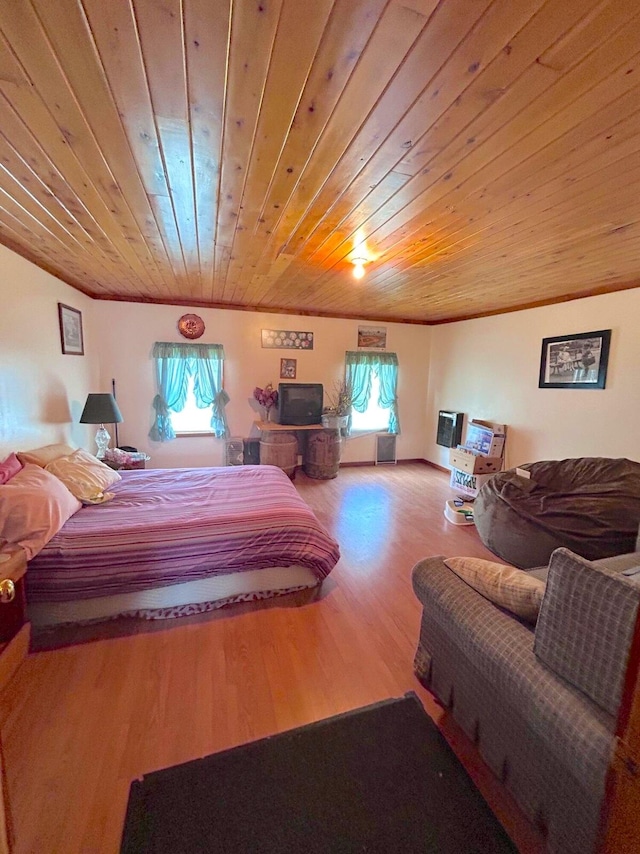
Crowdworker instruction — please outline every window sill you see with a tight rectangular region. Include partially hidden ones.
[174,431,217,438]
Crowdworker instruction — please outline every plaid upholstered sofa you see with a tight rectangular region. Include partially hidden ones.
[412,540,640,854]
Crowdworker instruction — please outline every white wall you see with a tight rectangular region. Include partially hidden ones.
[96,302,431,468]
[3,236,639,472]
[426,289,640,468]
[0,245,98,458]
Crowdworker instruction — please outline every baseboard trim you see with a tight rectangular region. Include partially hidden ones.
[422,459,449,473]
[339,458,442,469]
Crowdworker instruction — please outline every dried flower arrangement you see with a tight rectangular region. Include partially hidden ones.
[253,383,279,413]
[323,380,353,417]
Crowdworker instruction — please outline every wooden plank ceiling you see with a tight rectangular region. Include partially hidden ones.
[0,0,639,324]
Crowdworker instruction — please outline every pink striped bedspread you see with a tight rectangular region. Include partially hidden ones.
[27,465,340,603]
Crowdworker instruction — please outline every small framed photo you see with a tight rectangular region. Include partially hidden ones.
[58,303,84,355]
[358,325,387,349]
[280,358,297,379]
[539,329,611,389]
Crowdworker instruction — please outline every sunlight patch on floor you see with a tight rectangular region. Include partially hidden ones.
[336,483,392,567]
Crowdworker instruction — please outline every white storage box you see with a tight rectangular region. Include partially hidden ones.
[444,499,475,525]
[449,466,495,498]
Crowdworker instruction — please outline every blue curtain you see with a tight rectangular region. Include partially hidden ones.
[376,357,400,434]
[192,347,230,438]
[344,350,400,434]
[149,342,229,442]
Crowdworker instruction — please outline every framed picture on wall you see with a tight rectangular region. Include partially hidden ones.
[58,303,84,355]
[538,329,611,389]
[357,325,386,349]
[280,358,297,379]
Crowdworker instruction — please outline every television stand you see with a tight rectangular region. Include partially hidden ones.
[254,421,324,431]
[254,422,342,479]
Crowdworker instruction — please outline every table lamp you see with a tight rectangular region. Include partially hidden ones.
[79,393,123,459]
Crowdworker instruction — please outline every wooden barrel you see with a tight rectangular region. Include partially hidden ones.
[303,429,342,479]
[259,432,298,478]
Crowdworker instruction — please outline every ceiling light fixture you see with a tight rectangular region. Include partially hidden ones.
[351,256,368,279]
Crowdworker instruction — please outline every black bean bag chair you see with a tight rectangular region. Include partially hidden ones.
[474,457,640,569]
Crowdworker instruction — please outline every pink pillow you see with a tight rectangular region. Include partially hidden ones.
[0,463,82,559]
[0,453,22,485]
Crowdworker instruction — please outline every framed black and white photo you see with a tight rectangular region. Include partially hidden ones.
[538,329,611,389]
[58,303,84,355]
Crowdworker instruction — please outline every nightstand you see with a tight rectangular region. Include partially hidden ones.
[0,549,30,693]
[0,548,28,853]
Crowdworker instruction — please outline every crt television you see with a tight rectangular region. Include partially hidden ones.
[277,383,323,426]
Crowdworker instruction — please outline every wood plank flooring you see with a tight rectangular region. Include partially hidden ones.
[0,464,545,853]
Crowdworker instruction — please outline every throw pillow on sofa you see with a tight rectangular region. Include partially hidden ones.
[534,547,640,716]
[443,556,546,623]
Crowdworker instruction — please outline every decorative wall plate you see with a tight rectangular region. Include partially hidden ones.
[178,313,205,339]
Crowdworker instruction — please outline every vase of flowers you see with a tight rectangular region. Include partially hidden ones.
[321,380,353,432]
[253,383,279,422]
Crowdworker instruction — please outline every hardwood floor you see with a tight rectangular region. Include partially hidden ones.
[0,464,545,853]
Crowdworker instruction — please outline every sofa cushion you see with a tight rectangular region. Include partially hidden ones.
[534,548,640,716]
[443,557,546,624]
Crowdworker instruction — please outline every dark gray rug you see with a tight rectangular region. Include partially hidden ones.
[121,692,516,853]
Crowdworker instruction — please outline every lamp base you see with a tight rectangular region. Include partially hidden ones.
[95,425,111,459]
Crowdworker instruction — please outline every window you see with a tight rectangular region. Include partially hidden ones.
[349,372,391,432]
[169,374,217,434]
[345,350,400,435]
[149,342,229,442]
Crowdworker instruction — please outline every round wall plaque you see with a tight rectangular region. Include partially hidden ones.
[178,314,205,339]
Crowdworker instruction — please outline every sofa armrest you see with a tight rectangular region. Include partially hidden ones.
[412,557,615,782]
[534,548,640,716]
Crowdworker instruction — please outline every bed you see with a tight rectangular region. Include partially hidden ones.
[24,464,341,627]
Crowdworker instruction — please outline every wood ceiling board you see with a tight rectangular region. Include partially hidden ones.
[133,0,203,295]
[291,0,551,265]
[0,82,164,295]
[236,0,411,308]
[0,0,638,322]
[184,0,232,301]
[80,0,186,291]
[23,0,173,292]
[324,52,638,279]
[261,0,432,266]
[368,132,640,286]
[320,4,640,272]
[0,5,169,296]
[225,0,335,306]
[303,0,601,270]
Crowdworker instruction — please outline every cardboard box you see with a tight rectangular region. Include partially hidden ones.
[449,447,503,475]
[464,420,506,458]
[449,467,495,498]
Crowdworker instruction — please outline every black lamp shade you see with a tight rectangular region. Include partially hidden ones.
[79,393,123,425]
